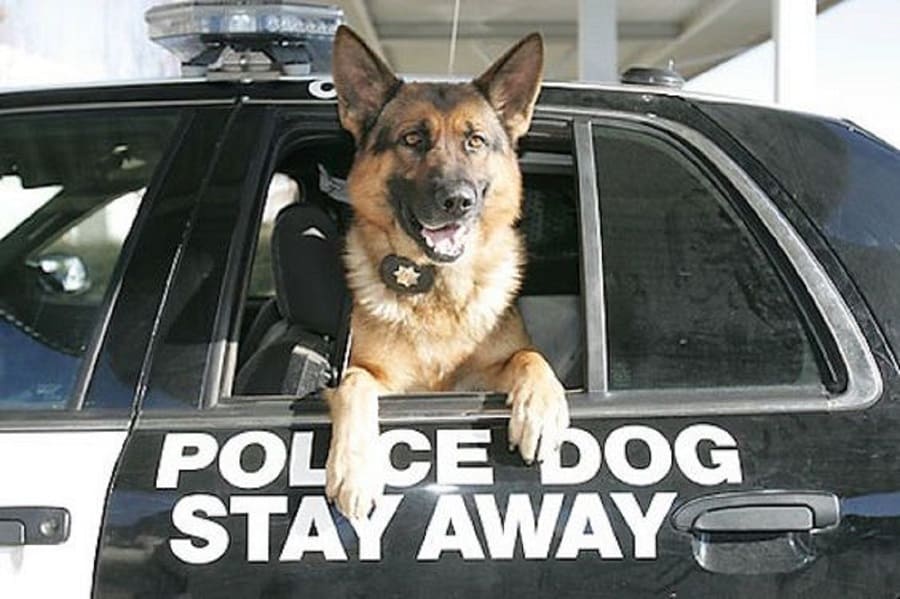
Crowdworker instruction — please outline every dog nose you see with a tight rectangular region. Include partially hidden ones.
[436,185,477,218]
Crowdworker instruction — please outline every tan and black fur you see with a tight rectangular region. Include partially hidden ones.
[326,26,570,519]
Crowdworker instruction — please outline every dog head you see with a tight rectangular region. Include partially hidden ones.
[332,26,543,263]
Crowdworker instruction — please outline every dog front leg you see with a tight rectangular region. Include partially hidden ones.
[494,349,570,465]
[325,365,386,520]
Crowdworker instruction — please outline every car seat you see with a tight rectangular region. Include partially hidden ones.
[234,201,349,396]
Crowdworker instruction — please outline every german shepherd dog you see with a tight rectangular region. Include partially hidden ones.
[326,26,570,519]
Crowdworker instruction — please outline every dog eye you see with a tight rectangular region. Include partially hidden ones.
[466,133,487,151]
[402,132,424,148]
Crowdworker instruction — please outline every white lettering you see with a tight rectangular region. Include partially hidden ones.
[288,431,325,487]
[474,493,563,559]
[381,429,431,488]
[169,494,229,564]
[540,428,601,485]
[611,492,676,559]
[230,495,288,562]
[279,496,347,561]
[555,493,623,559]
[156,433,218,489]
[605,425,672,486]
[675,424,742,485]
[437,430,493,485]
[349,495,404,560]
[417,494,484,560]
[219,431,287,490]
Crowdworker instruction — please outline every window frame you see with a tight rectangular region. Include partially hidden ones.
[558,107,881,416]
[216,116,351,403]
[218,111,587,404]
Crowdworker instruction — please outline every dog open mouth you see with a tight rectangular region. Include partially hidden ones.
[397,201,473,262]
[420,222,470,260]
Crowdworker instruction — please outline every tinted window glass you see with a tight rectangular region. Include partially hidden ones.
[0,110,178,409]
[594,124,822,389]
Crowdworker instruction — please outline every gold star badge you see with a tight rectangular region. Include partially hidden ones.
[393,264,421,288]
[380,254,435,294]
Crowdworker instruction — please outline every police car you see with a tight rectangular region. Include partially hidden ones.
[1,1,899,598]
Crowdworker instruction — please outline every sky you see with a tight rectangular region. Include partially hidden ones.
[686,0,900,148]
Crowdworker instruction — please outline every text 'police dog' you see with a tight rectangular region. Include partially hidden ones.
[327,26,569,519]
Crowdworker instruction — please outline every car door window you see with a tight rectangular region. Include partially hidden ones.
[594,124,824,390]
[230,127,584,400]
[0,110,178,410]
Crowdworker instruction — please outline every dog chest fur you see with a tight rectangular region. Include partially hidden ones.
[344,225,525,391]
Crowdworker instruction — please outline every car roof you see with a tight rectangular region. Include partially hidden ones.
[0,74,791,114]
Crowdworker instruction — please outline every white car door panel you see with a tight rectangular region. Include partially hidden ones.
[0,431,127,598]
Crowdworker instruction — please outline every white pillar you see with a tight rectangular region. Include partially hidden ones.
[579,0,618,82]
[772,0,816,109]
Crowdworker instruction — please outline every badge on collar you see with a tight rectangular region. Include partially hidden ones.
[379,254,435,294]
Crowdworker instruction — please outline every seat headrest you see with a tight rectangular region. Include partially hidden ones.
[271,203,347,337]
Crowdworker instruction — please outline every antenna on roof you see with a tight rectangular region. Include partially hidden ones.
[447,0,462,75]
[620,63,685,89]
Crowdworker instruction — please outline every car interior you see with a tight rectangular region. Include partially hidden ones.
[232,126,584,398]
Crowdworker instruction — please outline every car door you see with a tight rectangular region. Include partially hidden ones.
[93,89,900,599]
[0,100,232,598]
[554,108,899,596]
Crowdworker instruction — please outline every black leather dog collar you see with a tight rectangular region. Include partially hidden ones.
[379,254,435,294]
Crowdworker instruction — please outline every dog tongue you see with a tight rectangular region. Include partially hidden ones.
[421,223,465,256]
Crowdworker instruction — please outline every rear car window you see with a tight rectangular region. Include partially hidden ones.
[594,124,824,390]
[0,110,178,409]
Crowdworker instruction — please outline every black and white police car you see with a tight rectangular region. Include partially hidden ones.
[1,2,899,597]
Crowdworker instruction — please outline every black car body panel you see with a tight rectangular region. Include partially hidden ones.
[98,408,900,598]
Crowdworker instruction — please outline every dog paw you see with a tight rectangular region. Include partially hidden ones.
[324,368,384,520]
[325,434,383,521]
[506,353,570,465]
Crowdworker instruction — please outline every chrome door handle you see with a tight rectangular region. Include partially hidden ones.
[0,507,70,546]
[671,491,840,575]
[671,490,840,534]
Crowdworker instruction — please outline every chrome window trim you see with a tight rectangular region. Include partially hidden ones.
[572,120,607,392]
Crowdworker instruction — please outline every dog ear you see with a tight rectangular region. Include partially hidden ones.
[332,25,401,142]
[474,33,544,142]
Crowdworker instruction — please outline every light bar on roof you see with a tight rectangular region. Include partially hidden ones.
[145,0,343,77]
